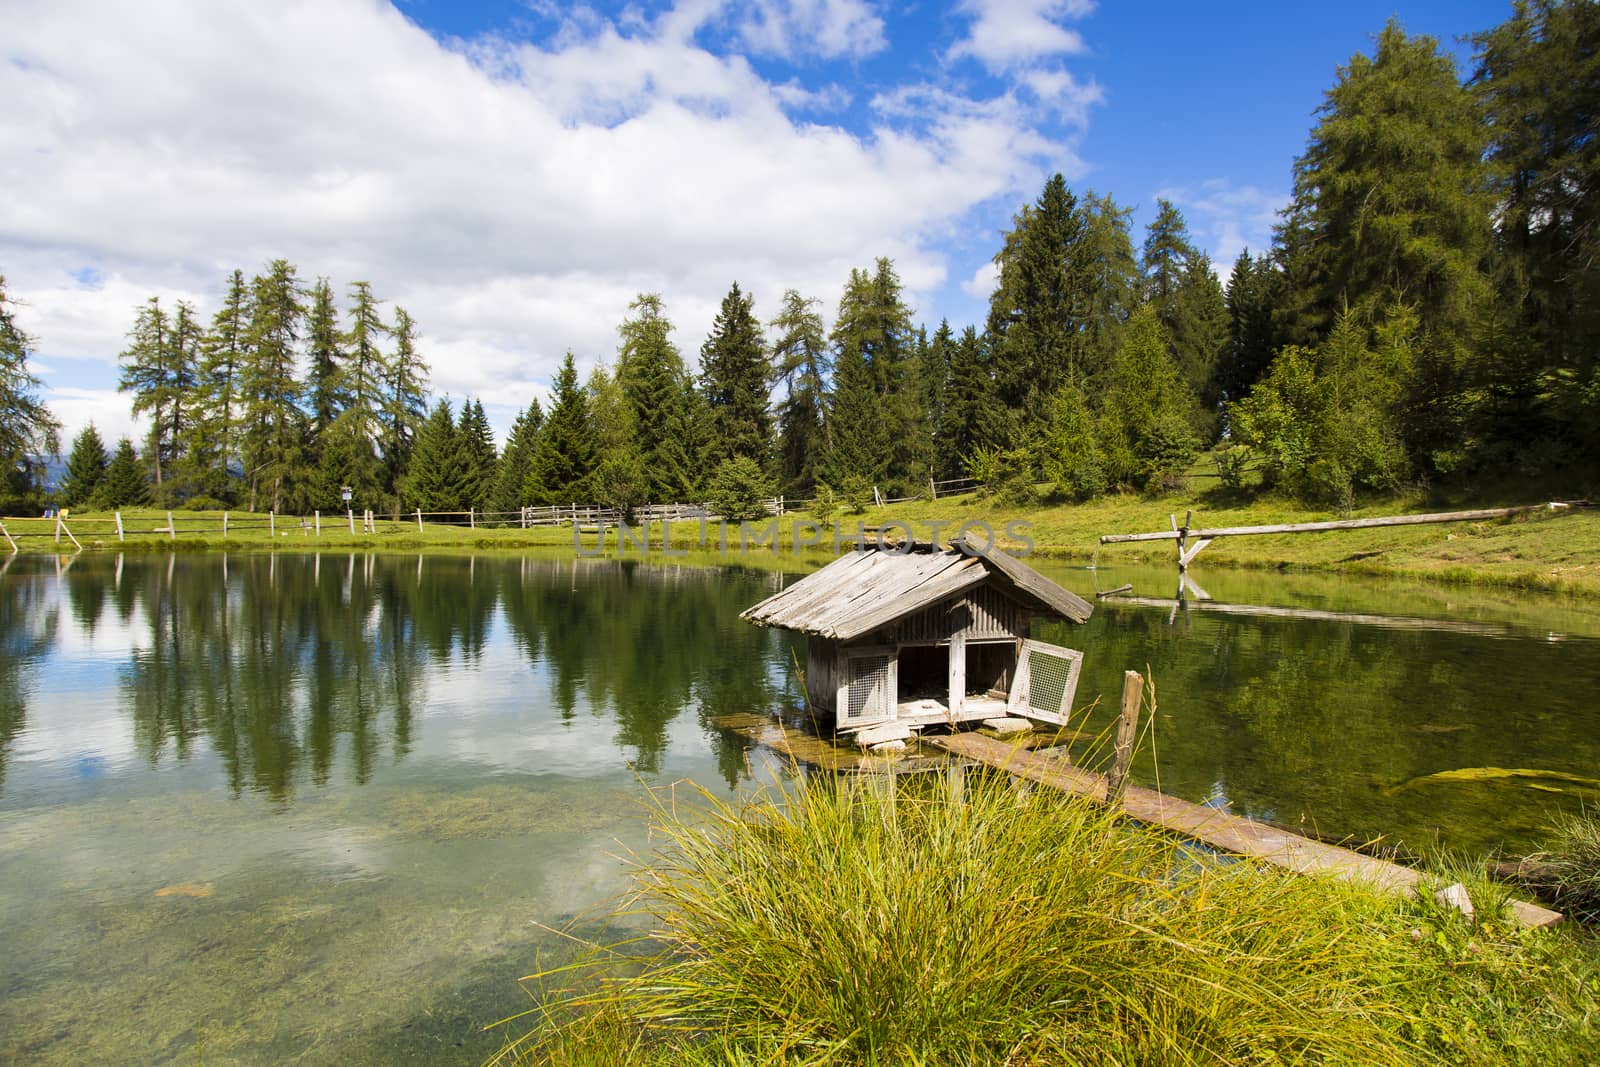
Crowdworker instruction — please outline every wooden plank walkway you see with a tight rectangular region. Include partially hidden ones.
[929,732,1564,929]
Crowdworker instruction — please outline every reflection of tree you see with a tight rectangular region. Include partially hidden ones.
[498,559,793,777]
[0,560,59,792]
[1043,607,1600,850]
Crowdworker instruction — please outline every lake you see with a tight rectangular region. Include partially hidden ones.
[2,550,1597,1064]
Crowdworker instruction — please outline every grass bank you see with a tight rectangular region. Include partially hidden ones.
[492,771,1599,1065]
[12,488,1599,597]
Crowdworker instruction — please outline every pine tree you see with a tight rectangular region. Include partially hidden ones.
[61,423,109,506]
[0,275,61,511]
[240,260,308,513]
[102,438,151,507]
[770,289,831,495]
[525,353,594,505]
[455,399,498,512]
[404,398,461,511]
[699,282,771,469]
[491,399,543,513]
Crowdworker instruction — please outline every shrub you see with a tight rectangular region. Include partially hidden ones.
[183,494,229,511]
[838,473,873,514]
[706,456,773,523]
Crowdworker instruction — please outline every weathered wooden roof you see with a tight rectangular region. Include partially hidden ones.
[741,541,1093,640]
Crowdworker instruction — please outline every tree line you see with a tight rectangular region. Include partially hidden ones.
[4,3,1594,518]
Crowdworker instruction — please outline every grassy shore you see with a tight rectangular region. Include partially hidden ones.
[491,772,1600,1065]
[10,486,1598,596]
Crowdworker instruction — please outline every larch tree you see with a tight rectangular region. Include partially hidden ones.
[0,276,61,511]
[240,259,307,513]
[770,289,830,495]
[194,269,251,502]
[306,278,345,440]
[383,306,428,507]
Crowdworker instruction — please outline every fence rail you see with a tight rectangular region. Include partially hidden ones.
[1,478,998,554]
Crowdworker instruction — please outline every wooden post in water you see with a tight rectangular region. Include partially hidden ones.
[115,511,124,541]
[1108,670,1143,802]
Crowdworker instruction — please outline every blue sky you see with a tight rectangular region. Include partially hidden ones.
[3,0,1512,445]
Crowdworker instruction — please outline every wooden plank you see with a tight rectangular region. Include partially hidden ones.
[1101,596,1516,637]
[929,732,1564,928]
[831,557,987,640]
[1101,504,1571,545]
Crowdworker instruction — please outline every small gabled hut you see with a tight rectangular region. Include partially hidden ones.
[741,541,1094,734]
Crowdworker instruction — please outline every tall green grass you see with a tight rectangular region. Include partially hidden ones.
[491,772,1598,1065]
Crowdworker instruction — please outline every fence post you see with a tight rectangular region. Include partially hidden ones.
[58,519,82,551]
[1,520,17,554]
[269,511,276,537]
[115,511,125,542]
[416,508,423,533]
[469,507,475,529]
[929,477,938,501]
[55,513,62,544]
[167,511,176,540]
[873,485,883,508]
[1108,671,1144,803]
[222,511,229,537]
[315,510,321,536]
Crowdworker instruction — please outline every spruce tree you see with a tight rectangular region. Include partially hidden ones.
[770,289,831,495]
[1170,254,1229,441]
[825,259,922,491]
[938,326,1002,480]
[699,282,771,469]
[61,423,109,507]
[404,398,461,512]
[102,438,151,507]
[491,399,543,513]
[1218,250,1286,407]
[617,294,699,500]
[455,399,498,512]
[1101,305,1200,488]
[525,353,594,505]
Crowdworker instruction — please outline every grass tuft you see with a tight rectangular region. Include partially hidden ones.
[491,772,1599,1065]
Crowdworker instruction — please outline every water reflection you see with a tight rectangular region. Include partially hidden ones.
[0,552,797,802]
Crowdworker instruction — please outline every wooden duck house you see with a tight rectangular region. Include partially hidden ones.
[741,541,1094,735]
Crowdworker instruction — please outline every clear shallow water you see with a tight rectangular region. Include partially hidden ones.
[1,550,1598,1064]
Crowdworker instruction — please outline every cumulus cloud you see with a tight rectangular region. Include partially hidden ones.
[1,0,1086,443]
[948,0,1096,72]
[961,258,1000,298]
[1154,178,1290,273]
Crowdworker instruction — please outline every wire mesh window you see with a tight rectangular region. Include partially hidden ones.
[1014,641,1083,724]
[845,654,892,722]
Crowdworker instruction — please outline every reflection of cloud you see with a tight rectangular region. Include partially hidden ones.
[1154,178,1290,273]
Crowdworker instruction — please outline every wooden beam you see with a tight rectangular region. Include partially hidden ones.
[930,732,1563,928]
[0,521,16,555]
[1101,503,1573,545]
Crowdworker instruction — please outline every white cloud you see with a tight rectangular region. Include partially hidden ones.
[731,0,887,60]
[1153,178,1290,275]
[46,387,145,447]
[949,0,1096,72]
[961,258,1000,298]
[1,0,1082,444]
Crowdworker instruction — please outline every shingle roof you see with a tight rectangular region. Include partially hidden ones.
[740,541,1092,640]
